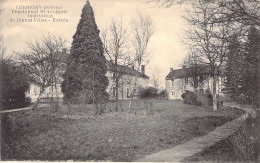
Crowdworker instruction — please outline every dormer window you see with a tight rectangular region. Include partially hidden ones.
[171,79,174,86]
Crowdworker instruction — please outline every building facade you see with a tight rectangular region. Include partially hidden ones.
[165,66,225,100]
[106,64,149,100]
[27,59,150,102]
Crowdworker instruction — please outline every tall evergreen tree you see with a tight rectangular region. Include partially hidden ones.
[225,26,260,107]
[241,26,260,106]
[62,0,109,105]
[225,34,244,100]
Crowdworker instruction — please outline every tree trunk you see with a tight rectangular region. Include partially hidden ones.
[95,103,106,116]
[33,86,45,110]
[120,101,124,112]
[129,76,138,111]
[54,83,59,112]
[212,75,218,111]
[95,103,99,116]
[115,78,119,112]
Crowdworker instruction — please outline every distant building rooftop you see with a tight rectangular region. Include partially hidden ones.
[106,61,149,79]
[165,65,212,80]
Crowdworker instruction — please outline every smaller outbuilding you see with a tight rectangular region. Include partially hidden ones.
[165,65,225,100]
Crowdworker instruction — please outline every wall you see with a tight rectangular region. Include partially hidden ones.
[106,71,150,100]
[27,71,150,102]
[166,78,186,99]
[27,84,64,103]
[166,76,225,100]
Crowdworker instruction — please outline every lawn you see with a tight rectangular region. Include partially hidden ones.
[2,100,244,161]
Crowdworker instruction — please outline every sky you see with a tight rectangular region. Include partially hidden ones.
[0,0,189,88]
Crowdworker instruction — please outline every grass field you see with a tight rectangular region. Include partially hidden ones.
[2,100,244,161]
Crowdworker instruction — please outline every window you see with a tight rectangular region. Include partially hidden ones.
[171,91,175,96]
[126,75,130,84]
[171,79,174,86]
[127,88,130,98]
[34,86,37,95]
[185,78,189,85]
[113,87,117,97]
[57,86,61,93]
[221,77,226,84]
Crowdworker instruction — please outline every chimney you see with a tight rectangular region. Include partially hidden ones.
[62,48,67,53]
[141,65,145,74]
[170,68,173,72]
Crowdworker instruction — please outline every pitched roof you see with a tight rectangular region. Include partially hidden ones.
[165,65,212,80]
[106,61,149,79]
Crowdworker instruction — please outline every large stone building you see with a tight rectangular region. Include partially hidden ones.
[106,62,150,100]
[27,51,150,102]
[165,65,225,100]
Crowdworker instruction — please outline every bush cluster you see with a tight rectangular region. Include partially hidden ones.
[138,87,168,99]
[138,87,158,99]
[181,91,202,106]
[0,58,30,109]
[159,90,168,99]
[1,96,31,109]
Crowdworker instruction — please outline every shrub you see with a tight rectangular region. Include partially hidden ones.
[204,89,213,106]
[181,91,198,105]
[0,58,30,110]
[207,93,213,106]
[236,94,253,105]
[138,87,158,99]
[158,89,168,99]
[228,116,260,161]
[195,101,203,106]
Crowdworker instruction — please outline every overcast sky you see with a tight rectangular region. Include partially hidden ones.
[0,0,189,88]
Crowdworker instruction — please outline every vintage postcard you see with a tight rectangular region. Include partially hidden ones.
[0,0,259,162]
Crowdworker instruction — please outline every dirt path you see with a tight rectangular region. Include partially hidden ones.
[136,103,256,162]
[0,104,49,114]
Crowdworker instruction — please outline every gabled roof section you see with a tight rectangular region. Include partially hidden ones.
[106,61,149,79]
[165,65,212,80]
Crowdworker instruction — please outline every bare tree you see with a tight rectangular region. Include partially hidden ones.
[217,0,260,26]
[145,0,186,7]
[146,0,260,26]
[102,18,132,112]
[181,47,207,91]
[149,66,162,88]
[129,13,154,110]
[18,34,66,110]
[183,0,233,110]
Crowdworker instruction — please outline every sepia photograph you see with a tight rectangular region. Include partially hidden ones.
[0,0,259,162]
